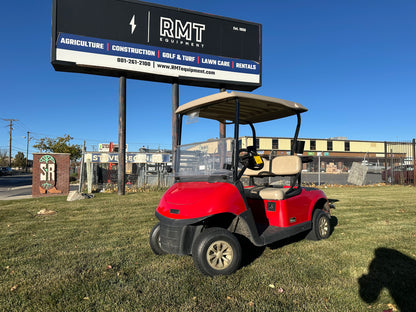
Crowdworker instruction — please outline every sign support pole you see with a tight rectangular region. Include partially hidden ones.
[79,140,86,193]
[118,76,126,195]
[172,82,179,172]
[219,88,226,139]
[218,88,226,169]
[412,138,415,187]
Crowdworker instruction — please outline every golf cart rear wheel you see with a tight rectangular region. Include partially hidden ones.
[192,228,242,276]
[149,223,167,255]
[306,210,331,241]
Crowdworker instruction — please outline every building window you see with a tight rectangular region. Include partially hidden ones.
[310,140,316,151]
[272,139,279,149]
[327,141,333,151]
[255,138,259,149]
[345,141,350,152]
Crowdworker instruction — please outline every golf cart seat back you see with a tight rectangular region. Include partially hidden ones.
[243,159,270,176]
[271,155,302,175]
[244,156,302,201]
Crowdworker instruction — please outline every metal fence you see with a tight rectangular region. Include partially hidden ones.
[294,140,415,186]
[83,163,173,191]
[384,139,415,186]
[81,139,415,189]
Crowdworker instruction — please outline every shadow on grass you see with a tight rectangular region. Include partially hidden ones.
[330,215,338,235]
[267,231,309,250]
[236,234,266,268]
[234,213,340,270]
[267,215,339,250]
[236,215,340,269]
[358,248,416,312]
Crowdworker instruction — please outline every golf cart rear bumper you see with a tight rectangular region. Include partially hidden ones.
[156,212,204,255]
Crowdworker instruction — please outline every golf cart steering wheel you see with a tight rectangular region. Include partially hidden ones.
[239,147,264,171]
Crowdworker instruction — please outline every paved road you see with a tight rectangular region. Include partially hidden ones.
[301,172,384,185]
[0,174,33,200]
[0,174,32,188]
[250,172,384,186]
[0,174,78,200]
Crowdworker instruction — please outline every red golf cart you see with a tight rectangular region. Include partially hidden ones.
[150,91,333,276]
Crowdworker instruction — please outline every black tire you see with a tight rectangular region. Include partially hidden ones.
[149,223,167,255]
[192,228,242,276]
[306,210,331,241]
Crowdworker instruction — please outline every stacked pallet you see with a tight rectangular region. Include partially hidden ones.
[326,162,341,174]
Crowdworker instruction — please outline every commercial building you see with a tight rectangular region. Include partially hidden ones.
[240,136,414,173]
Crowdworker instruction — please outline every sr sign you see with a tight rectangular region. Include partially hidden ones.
[51,0,262,91]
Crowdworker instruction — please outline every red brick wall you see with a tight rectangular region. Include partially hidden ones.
[32,153,70,198]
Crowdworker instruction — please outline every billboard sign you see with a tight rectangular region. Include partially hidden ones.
[51,0,262,91]
[98,143,128,152]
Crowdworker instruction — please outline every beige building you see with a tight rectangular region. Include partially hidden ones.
[240,136,414,173]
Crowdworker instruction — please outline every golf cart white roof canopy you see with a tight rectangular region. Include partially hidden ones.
[176,91,307,124]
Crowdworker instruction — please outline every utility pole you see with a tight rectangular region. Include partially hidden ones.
[25,131,33,172]
[3,119,18,167]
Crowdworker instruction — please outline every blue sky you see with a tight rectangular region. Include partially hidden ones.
[1,0,415,159]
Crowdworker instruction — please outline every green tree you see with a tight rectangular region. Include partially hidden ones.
[0,149,8,167]
[33,134,82,162]
[14,152,26,168]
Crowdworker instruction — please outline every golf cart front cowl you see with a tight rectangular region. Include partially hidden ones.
[156,181,247,220]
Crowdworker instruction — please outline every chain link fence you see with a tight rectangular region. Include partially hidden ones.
[384,139,415,186]
[86,163,173,190]
[80,139,415,189]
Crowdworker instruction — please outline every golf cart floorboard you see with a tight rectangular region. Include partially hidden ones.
[258,222,311,246]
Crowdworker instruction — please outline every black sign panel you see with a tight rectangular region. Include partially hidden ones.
[51,0,262,90]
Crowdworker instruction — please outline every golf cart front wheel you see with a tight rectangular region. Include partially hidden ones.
[306,210,331,241]
[149,223,167,255]
[192,228,242,276]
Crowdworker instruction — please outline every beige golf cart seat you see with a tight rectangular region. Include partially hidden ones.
[244,155,302,200]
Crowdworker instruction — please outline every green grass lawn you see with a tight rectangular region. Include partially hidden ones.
[1,186,415,311]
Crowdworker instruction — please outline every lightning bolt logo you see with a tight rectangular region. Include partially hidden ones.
[130,15,136,34]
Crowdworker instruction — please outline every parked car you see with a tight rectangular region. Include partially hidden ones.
[381,165,414,184]
[362,161,384,174]
[0,167,12,176]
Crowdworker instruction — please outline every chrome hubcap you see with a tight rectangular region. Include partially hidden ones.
[206,240,233,270]
[319,216,329,237]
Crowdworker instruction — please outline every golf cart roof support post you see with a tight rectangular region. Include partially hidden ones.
[177,114,183,147]
[291,112,301,155]
[248,123,256,152]
[173,114,183,173]
[233,97,241,182]
[172,83,179,150]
